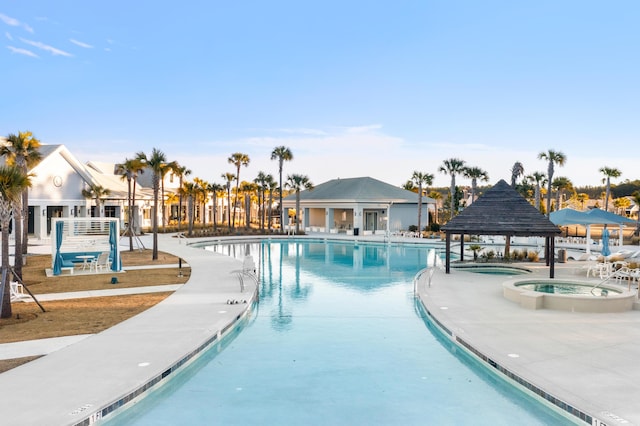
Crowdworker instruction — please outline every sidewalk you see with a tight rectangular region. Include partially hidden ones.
[0,233,258,426]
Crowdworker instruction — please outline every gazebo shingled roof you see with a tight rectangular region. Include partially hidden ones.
[441,179,561,278]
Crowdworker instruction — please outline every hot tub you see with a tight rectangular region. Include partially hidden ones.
[503,279,637,312]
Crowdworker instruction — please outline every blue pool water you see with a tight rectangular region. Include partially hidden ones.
[105,240,574,425]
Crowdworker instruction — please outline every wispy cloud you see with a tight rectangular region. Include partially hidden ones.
[0,13,34,33]
[70,38,93,49]
[7,45,38,58]
[5,31,12,40]
[19,37,73,57]
[345,124,383,134]
[0,13,19,26]
[276,128,327,136]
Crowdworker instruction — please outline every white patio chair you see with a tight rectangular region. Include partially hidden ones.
[10,281,29,302]
[91,252,111,272]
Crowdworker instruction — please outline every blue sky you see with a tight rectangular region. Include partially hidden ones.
[2,1,638,189]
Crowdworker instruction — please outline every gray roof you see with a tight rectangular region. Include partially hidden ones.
[285,176,433,203]
[442,179,561,236]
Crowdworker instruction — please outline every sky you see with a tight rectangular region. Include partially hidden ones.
[1,1,639,189]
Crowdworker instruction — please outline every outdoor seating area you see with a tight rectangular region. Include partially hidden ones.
[49,218,122,276]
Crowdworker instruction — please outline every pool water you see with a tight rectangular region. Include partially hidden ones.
[457,266,531,275]
[517,282,621,296]
[104,240,574,425]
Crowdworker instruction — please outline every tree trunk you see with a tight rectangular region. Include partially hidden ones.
[13,203,23,280]
[1,220,12,318]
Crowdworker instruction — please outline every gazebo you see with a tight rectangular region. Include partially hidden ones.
[441,180,562,278]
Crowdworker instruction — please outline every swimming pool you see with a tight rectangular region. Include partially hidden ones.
[104,240,574,425]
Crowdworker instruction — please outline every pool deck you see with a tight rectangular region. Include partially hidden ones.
[0,234,639,425]
[416,261,640,425]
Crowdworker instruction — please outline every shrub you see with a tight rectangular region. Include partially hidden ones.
[528,251,540,262]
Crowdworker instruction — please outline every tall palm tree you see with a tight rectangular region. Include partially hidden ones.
[136,148,167,260]
[0,165,31,318]
[439,158,466,219]
[228,152,250,229]
[510,161,524,188]
[171,163,191,231]
[81,184,111,218]
[271,146,293,232]
[527,171,547,211]
[114,157,145,251]
[551,176,573,212]
[1,131,42,261]
[411,171,434,235]
[599,166,621,212]
[221,172,235,229]
[464,166,489,203]
[538,149,566,217]
[285,174,313,234]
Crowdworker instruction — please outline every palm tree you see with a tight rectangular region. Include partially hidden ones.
[240,181,258,228]
[439,158,466,219]
[428,190,442,225]
[551,176,573,211]
[181,181,198,236]
[0,165,31,318]
[207,182,224,230]
[158,161,178,230]
[631,191,640,236]
[265,175,278,231]
[136,148,167,260]
[271,146,293,232]
[510,162,524,188]
[527,172,547,211]
[613,196,631,216]
[114,157,145,251]
[221,172,235,229]
[538,150,566,217]
[285,174,313,234]
[464,166,489,203]
[81,184,111,218]
[170,163,191,231]
[228,152,250,229]
[576,193,589,210]
[1,131,42,266]
[411,171,434,235]
[599,166,622,212]
[254,172,269,230]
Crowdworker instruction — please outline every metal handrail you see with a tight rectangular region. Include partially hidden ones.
[590,268,625,296]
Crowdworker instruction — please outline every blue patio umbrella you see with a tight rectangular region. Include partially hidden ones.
[109,220,120,272]
[53,221,63,276]
[601,226,611,257]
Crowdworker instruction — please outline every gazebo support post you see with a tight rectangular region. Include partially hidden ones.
[445,232,451,273]
[460,233,465,261]
[549,236,555,278]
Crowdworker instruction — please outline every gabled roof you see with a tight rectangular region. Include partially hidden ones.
[285,176,434,204]
[442,179,561,236]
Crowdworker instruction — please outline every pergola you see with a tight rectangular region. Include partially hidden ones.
[441,180,562,278]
